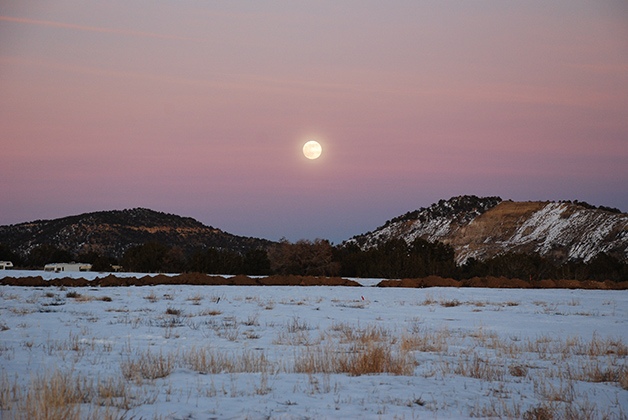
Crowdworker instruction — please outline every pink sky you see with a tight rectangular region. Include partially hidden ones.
[1,1,627,243]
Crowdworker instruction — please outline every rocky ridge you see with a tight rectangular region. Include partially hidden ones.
[347,196,628,264]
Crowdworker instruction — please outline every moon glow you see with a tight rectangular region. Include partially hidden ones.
[303,140,322,159]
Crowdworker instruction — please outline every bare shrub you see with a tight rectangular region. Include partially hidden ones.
[198,309,222,316]
[509,364,529,377]
[241,313,259,326]
[421,293,436,305]
[165,307,182,316]
[215,316,239,341]
[186,292,203,305]
[441,298,461,307]
[286,316,311,333]
[144,291,158,303]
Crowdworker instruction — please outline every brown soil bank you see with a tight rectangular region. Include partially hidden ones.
[0,274,361,287]
[376,276,628,290]
[0,274,626,289]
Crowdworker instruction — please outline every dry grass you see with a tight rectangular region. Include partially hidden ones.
[509,364,529,377]
[293,322,417,376]
[294,342,415,376]
[120,349,176,381]
[143,291,158,303]
[185,292,203,305]
[577,360,628,385]
[522,404,555,420]
[454,353,506,381]
[400,327,451,353]
[440,298,461,307]
[180,346,272,374]
[65,291,108,303]
[331,322,389,345]
[164,307,182,316]
[1,286,626,419]
[118,345,274,378]
[8,307,34,315]
[273,329,313,346]
[198,308,222,316]
[619,365,628,390]
[0,369,135,420]
[285,315,311,333]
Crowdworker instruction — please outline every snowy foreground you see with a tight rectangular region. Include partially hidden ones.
[0,271,627,419]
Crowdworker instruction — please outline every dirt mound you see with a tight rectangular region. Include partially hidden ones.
[0,276,48,287]
[377,277,462,288]
[460,276,529,288]
[535,279,556,288]
[422,276,462,287]
[375,276,628,290]
[611,281,628,290]
[0,273,623,289]
[0,273,361,287]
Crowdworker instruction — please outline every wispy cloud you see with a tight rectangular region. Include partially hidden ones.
[0,15,215,43]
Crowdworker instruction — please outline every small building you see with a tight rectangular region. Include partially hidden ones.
[0,261,13,270]
[44,262,92,273]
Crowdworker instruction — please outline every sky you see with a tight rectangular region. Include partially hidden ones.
[1,1,627,244]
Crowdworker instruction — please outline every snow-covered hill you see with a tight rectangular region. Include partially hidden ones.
[347,196,628,264]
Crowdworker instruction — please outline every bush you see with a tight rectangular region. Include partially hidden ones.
[269,238,339,276]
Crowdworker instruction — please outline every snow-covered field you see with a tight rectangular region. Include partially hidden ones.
[0,271,627,419]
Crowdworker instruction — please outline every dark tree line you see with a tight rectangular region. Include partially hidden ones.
[458,252,628,283]
[186,247,271,275]
[1,239,627,282]
[118,242,272,275]
[334,238,457,279]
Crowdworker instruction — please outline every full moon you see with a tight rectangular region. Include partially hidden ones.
[303,140,322,159]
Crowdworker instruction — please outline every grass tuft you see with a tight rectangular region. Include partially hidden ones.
[120,349,175,381]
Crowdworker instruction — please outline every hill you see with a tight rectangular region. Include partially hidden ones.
[346,196,628,264]
[0,208,274,260]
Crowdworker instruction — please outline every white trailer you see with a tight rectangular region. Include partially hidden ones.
[44,263,92,273]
